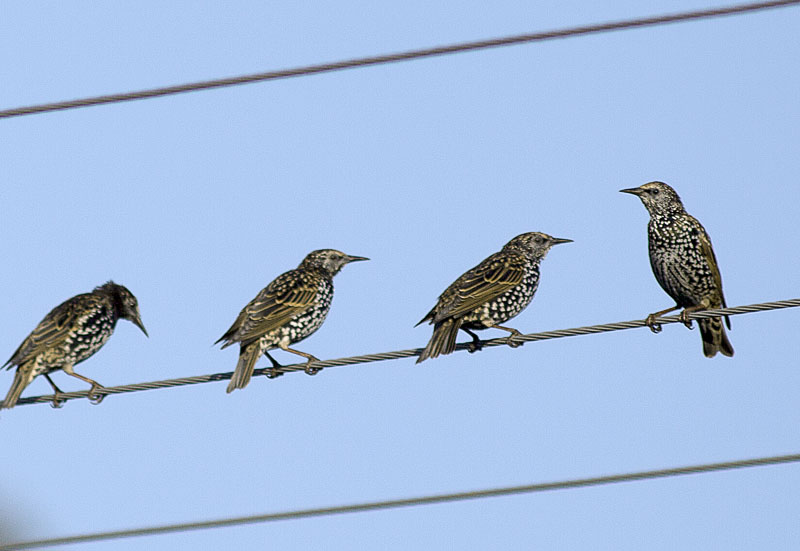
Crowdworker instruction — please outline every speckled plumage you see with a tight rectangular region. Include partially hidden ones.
[621,181,733,358]
[2,281,147,409]
[416,232,571,363]
[216,249,368,393]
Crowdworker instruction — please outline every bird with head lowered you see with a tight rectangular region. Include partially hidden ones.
[2,281,147,409]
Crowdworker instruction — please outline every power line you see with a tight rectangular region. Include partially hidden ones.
[1,0,798,120]
[7,297,800,408]
[3,451,798,550]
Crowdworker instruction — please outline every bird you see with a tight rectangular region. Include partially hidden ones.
[620,181,733,358]
[216,249,369,393]
[2,281,148,409]
[416,232,572,363]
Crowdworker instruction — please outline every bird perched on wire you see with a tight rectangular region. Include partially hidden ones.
[620,181,733,358]
[2,281,148,409]
[416,232,572,363]
[216,249,369,393]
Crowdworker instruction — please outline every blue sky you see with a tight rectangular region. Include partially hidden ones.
[2,1,799,549]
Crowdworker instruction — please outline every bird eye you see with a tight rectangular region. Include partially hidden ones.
[650,189,659,195]
[535,237,543,244]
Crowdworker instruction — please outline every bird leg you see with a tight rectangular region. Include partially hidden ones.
[461,328,483,353]
[263,351,284,379]
[645,305,681,333]
[494,325,523,348]
[43,374,66,409]
[679,304,707,330]
[278,344,322,375]
[61,364,106,405]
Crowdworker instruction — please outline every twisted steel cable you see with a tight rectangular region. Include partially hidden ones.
[7,297,800,408]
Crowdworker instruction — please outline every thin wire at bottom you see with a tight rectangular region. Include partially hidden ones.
[3,452,798,550]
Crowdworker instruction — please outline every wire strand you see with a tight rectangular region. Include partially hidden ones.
[3,451,798,549]
[1,0,798,120]
[7,297,800,408]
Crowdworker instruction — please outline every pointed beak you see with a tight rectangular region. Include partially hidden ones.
[550,237,573,245]
[345,255,370,263]
[132,313,148,337]
[619,187,643,196]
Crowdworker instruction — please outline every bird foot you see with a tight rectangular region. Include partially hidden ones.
[304,358,322,376]
[679,310,694,330]
[645,314,663,334]
[264,353,284,378]
[505,331,523,349]
[87,384,106,405]
[467,340,483,353]
[49,392,66,409]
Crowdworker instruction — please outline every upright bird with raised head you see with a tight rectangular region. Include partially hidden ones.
[620,181,733,358]
[216,249,368,393]
[2,281,148,409]
[416,232,571,363]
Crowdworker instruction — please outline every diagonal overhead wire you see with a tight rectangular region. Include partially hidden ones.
[6,297,800,408]
[3,451,799,549]
[1,0,798,119]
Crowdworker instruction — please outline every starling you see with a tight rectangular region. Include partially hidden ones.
[416,232,572,363]
[2,281,148,409]
[620,181,733,358]
[216,249,368,393]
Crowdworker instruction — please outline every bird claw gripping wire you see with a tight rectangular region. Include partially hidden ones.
[304,363,321,376]
[466,341,483,354]
[87,385,106,405]
[679,310,694,330]
[504,330,524,349]
[645,314,663,334]
[263,352,284,379]
[49,393,66,409]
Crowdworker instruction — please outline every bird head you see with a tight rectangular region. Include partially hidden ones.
[96,281,148,337]
[503,232,572,260]
[301,249,369,276]
[619,181,685,216]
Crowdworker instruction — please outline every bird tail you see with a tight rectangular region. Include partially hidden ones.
[227,344,260,393]
[2,365,35,409]
[699,317,734,358]
[417,319,461,364]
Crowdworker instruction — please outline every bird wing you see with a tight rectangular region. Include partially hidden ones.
[432,252,525,323]
[694,218,731,329]
[217,269,319,348]
[4,294,94,368]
